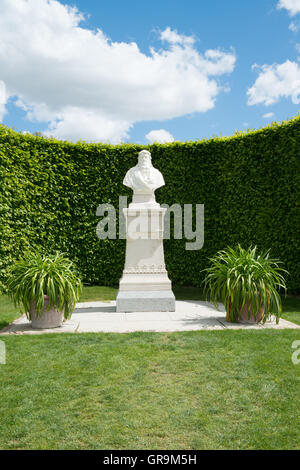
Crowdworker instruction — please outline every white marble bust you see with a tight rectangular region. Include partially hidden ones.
[123,150,165,195]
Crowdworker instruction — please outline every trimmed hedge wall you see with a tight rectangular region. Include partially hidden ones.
[0,116,299,293]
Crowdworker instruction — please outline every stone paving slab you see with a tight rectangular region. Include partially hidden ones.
[0,316,80,335]
[0,300,299,335]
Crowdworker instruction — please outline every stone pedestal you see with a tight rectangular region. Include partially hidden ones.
[116,199,175,312]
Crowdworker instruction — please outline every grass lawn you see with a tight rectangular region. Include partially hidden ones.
[0,286,300,449]
[0,329,300,450]
[281,296,300,326]
[0,295,23,330]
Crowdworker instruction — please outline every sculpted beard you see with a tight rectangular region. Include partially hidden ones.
[138,155,153,183]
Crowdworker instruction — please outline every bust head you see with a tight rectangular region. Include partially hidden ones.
[123,149,165,198]
[138,150,152,169]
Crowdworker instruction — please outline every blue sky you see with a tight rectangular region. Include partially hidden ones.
[0,0,300,143]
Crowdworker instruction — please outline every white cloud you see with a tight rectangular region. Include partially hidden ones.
[247,60,300,106]
[278,0,300,30]
[262,112,275,118]
[160,27,195,46]
[289,20,300,31]
[0,0,236,143]
[0,80,8,121]
[278,0,300,16]
[45,107,132,142]
[145,129,175,143]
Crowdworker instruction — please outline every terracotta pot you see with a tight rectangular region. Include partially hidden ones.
[29,296,64,329]
[238,302,264,323]
[226,299,264,323]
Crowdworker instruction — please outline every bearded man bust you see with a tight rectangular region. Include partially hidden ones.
[123,150,165,195]
[116,149,175,312]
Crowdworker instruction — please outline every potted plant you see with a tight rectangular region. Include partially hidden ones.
[203,245,287,324]
[7,252,82,329]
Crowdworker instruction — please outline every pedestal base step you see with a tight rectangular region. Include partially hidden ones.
[116,290,176,313]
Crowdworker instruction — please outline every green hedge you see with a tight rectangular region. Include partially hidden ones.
[0,116,299,293]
